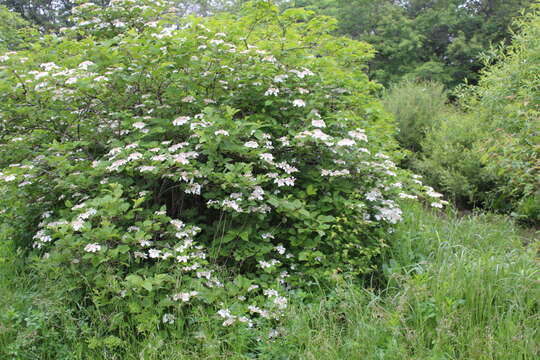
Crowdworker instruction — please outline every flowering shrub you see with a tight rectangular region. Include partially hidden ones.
[0,0,444,336]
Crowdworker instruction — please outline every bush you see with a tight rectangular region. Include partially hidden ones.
[383,79,449,153]
[412,112,495,207]
[0,0,443,343]
[414,5,540,223]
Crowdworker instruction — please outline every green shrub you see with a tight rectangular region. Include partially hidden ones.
[0,0,443,344]
[383,79,449,153]
[412,5,540,223]
[412,112,495,207]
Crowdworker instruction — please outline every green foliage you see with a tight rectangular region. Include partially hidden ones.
[414,5,540,222]
[412,112,492,207]
[0,0,443,343]
[295,0,536,88]
[2,203,538,359]
[383,80,449,152]
[0,5,37,51]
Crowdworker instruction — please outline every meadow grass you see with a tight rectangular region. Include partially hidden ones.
[1,203,538,359]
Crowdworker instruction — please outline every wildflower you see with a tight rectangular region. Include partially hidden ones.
[265,87,279,96]
[292,99,306,107]
[312,119,326,128]
[348,129,368,141]
[264,289,279,297]
[249,186,264,201]
[127,152,143,161]
[173,291,198,302]
[71,219,85,231]
[173,116,190,126]
[274,74,288,83]
[162,313,176,324]
[244,141,259,148]
[274,177,295,187]
[336,138,356,146]
[148,249,162,258]
[274,296,288,309]
[275,245,286,255]
[215,130,229,136]
[366,188,382,201]
[78,60,94,70]
[132,122,146,129]
[259,153,274,162]
[84,243,101,253]
[399,193,418,200]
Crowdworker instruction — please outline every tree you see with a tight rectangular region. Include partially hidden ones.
[0,5,36,51]
[289,0,536,88]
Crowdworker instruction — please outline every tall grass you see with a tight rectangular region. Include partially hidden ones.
[1,204,538,359]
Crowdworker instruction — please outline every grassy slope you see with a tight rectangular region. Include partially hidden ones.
[1,203,539,359]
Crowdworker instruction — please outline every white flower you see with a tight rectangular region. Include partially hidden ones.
[312,119,326,128]
[84,243,101,253]
[259,153,274,162]
[173,291,198,302]
[182,95,195,103]
[112,19,126,28]
[78,61,94,70]
[431,202,444,209]
[148,249,161,258]
[265,87,279,96]
[249,186,265,201]
[215,130,229,136]
[274,296,288,309]
[336,138,356,146]
[274,74,288,83]
[173,116,190,126]
[366,188,382,201]
[426,188,443,198]
[292,99,306,107]
[399,193,418,200]
[132,122,146,129]
[71,219,85,231]
[139,239,153,247]
[2,175,16,182]
[348,129,368,142]
[274,177,295,187]
[162,313,175,324]
[244,141,259,149]
[275,245,286,255]
[311,129,331,141]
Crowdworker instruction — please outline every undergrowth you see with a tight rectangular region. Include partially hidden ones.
[1,203,538,359]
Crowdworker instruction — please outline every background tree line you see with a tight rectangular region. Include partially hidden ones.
[2,0,535,87]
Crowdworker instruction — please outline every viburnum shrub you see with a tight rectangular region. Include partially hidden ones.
[0,0,445,334]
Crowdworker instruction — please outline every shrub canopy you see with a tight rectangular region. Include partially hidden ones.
[0,0,442,333]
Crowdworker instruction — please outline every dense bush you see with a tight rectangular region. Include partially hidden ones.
[0,5,37,51]
[383,80,449,153]
[413,5,540,222]
[0,0,443,342]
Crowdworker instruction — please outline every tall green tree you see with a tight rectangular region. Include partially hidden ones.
[292,0,536,87]
[0,5,36,51]
[0,0,110,30]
